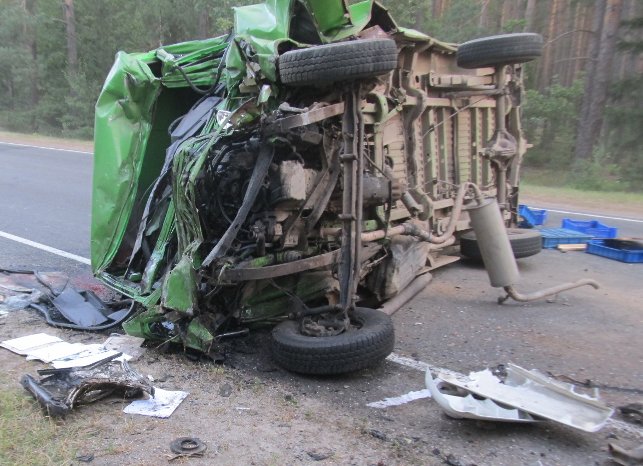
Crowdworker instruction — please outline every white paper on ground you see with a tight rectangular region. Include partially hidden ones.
[52,347,121,369]
[0,333,62,355]
[103,334,145,361]
[25,341,87,363]
[123,388,189,418]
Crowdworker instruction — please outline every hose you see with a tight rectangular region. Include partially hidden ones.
[498,280,600,304]
[361,182,484,244]
[378,273,433,315]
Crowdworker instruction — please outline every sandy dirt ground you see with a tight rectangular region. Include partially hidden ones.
[1,243,642,465]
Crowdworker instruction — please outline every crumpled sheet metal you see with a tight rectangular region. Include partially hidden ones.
[21,359,154,417]
[425,370,538,423]
[434,363,613,432]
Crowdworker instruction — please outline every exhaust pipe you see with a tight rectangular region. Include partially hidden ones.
[466,198,599,304]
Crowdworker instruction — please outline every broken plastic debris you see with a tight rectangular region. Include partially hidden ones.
[0,290,43,313]
[123,388,188,418]
[426,370,538,423]
[52,288,109,327]
[367,389,432,408]
[435,363,613,432]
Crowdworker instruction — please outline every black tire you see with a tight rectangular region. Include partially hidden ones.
[460,228,542,260]
[278,39,398,86]
[271,307,395,375]
[456,33,543,69]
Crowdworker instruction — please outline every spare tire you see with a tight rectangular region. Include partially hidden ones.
[456,33,543,69]
[460,228,542,260]
[278,38,398,86]
[271,307,395,375]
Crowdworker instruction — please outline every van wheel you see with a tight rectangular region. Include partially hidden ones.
[456,33,543,69]
[271,308,395,375]
[460,228,542,260]
[278,39,398,86]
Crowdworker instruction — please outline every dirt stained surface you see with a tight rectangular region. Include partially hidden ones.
[2,242,642,466]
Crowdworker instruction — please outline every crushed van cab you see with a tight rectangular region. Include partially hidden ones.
[91,0,543,374]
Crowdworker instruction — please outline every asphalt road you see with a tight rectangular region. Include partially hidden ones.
[0,142,92,273]
[1,141,642,465]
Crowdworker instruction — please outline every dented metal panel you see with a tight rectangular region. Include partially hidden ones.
[90,0,535,355]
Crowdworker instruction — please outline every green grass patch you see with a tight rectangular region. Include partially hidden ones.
[0,376,89,466]
[521,182,643,214]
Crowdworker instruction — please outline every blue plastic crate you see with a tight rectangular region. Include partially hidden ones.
[539,228,592,249]
[561,218,618,238]
[586,240,643,263]
[519,204,548,228]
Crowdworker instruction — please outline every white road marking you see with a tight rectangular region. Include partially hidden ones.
[367,389,432,408]
[0,140,92,155]
[0,230,91,265]
[532,207,643,224]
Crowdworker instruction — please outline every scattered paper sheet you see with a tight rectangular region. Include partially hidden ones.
[103,334,145,361]
[0,333,62,355]
[52,348,122,369]
[123,388,189,418]
[25,341,88,363]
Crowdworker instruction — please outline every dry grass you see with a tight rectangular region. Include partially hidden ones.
[0,375,90,465]
[521,183,643,217]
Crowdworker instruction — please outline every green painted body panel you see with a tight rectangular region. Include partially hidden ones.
[90,0,466,351]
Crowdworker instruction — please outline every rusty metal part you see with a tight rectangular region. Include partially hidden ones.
[202,143,274,267]
[220,250,340,282]
[378,273,433,315]
[278,133,341,248]
[301,312,350,337]
[499,281,600,304]
[292,304,342,319]
[338,84,364,313]
[361,183,483,244]
[266,102,345,132]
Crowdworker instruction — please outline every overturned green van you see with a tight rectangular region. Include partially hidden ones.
[92,0,542,374]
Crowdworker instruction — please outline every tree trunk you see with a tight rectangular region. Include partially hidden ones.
[63,0,78,76]
[573,0,624,162]
[538,0,560,89]
[524,0,537,32]
[572,2,591,82]
[552,1,569,83]
[432,0,443,18]
[478,0,490,31]
[22,0,39,128]
[198,12,211,39]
